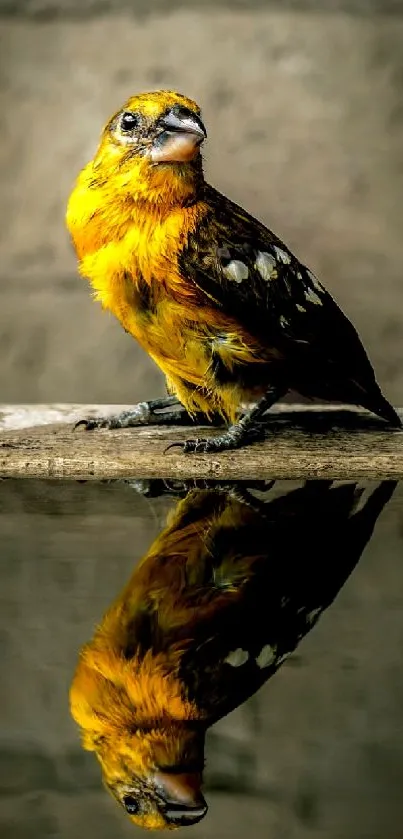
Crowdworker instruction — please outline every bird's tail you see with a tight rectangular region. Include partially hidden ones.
[360,389,402,428]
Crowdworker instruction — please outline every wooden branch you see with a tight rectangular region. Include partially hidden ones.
[0,404,402,480]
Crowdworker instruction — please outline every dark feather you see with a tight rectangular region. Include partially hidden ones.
[180,186,400,425]
[176,480,397,721]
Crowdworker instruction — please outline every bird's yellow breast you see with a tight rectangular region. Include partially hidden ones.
[68,176,213,409]
[67,163,198,321]
[66,163,265,420]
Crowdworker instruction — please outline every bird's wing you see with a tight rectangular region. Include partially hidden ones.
[179,480,396,723]
[180,186,376,387]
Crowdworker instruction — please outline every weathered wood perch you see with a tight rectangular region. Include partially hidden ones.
[0,403,402,480]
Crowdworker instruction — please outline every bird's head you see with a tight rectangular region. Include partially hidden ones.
[92,90,207,206]
[69,647,208,830]
[96,727,207,830]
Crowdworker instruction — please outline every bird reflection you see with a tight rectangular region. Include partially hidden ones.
[70,479,396,830]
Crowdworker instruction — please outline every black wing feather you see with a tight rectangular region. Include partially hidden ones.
[180,185,399,423]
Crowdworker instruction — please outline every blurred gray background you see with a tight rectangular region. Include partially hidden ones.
[1,0,403,406]
[1,3,403,839]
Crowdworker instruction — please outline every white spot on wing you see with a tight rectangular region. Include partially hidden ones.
[273,245,291,265]
[307,269,322,291]
[305,288,323,306]
[306,607,322,624]
[223,260,249,283]
[255,644,277,669]
[276,651,292,666]
[224,648,249,667]
[255,251,277,281]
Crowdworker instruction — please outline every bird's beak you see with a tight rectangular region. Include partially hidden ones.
[150,109,207,164]
[153,770,208,826]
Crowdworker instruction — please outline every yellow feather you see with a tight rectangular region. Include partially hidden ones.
[66,90,267,424]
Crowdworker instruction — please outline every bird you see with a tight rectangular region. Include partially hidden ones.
[66,90,401,453]
[69,478,396,830]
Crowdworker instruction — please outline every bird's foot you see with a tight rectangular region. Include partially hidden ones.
[165,420,265,454]
[74,396,187,431]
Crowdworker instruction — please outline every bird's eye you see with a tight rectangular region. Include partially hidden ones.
[120,112,139,133]
[123,795,140,815]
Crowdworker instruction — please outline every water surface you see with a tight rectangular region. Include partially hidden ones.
[1,478,402,839]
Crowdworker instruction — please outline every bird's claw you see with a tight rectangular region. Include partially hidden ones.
[164,442,184,454]
[182,438,214,453]
[74,417,100,431]
[164,422,266,454]
[73,403,160,433]
[164,440,211,454]
[164,437,227,454]
[74,416,117,431]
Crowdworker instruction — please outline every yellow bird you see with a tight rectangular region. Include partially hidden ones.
[66,90,401,452]
[70,479,396,829]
